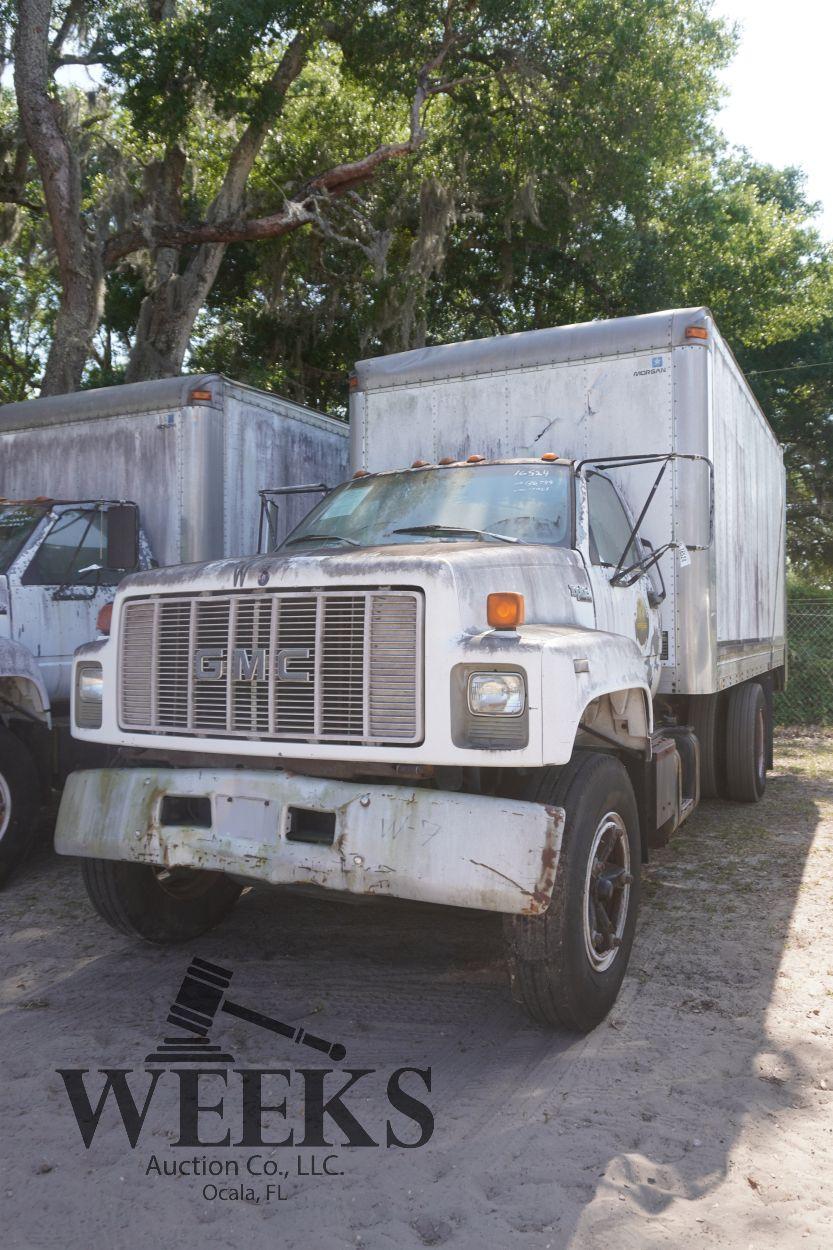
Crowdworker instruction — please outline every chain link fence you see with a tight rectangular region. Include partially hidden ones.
[775,600,833,725]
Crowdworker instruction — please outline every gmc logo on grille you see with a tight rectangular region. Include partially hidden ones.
[194,647,311,683]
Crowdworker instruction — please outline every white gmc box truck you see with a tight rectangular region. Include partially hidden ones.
[0,375,348,883]
[55,309,786,1030]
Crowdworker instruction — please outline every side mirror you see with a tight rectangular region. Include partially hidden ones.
[640,538,666,607]
[106,504,139,572]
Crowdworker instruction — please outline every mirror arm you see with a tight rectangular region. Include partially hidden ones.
[610,542,675,588]
[611,459,669,582]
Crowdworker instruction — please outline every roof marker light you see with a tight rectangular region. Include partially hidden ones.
[467,454,485,463]
[685,326,708,340]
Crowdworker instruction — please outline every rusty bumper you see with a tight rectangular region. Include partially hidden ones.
[55,767,564,915]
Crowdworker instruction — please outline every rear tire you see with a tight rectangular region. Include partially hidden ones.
[503,752,641,1032]
[724,682,767,803]
[0,726,40,888]
[81,857,242,943]
[688,694,723,798]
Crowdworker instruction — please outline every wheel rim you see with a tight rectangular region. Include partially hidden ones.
[0,773,10,841]
[582,811,632,972]
[151,865,222,900]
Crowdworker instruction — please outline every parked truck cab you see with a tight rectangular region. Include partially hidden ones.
[0,498,145,883]
[54,310,786,1031]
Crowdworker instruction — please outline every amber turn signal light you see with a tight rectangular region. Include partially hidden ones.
[487,592,525,630]
[96,601,114,636]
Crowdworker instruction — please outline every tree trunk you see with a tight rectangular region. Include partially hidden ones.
[124,242,228,381]
[14,0,104,394]
[125,32,311,381]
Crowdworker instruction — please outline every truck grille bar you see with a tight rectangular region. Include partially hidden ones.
[118,590,423,745]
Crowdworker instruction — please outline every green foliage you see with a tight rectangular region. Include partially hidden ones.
[3,0,833,578]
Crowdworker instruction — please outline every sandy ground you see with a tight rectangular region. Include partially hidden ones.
[1,730,831,1249]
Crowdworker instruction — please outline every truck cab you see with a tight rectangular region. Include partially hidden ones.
[56,455,691,1028]
[0,499,145,882]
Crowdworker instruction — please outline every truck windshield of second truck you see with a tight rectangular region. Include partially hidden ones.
[0,503,46,572]
[282,463,573,551]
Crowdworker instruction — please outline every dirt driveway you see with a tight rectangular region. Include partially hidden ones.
[1,732,831,1249]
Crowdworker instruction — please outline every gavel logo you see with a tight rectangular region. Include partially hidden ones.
[144,956,347,1065]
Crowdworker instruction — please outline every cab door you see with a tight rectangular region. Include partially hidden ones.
[581,472,661,691]
[9,504,138,705]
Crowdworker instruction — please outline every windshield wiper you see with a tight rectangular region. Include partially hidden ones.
[389,524,519,544]
[284,533,359,548]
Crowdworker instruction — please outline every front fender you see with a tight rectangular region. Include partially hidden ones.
[521,625,652,764]
[0,638,51,723]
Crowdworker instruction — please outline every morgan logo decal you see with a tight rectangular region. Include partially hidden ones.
[194,647,311,682]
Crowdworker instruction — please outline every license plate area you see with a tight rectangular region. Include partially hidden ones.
[214,795,277,843]
[285,806,336,846]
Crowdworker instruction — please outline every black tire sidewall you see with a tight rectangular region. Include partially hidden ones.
[0,726,39,886]
[82,857,242,943]
[554,758,641,1026]
[505,752,642,1032]
[725,682,766,803]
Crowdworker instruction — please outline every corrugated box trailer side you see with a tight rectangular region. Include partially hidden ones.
[0,374,350,563]
[351,307,785,696]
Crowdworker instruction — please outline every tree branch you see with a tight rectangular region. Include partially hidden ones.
[104,11,470,267]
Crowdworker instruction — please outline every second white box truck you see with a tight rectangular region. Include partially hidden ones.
[0,375,348,883]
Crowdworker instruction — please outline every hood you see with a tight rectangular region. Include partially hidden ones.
[116,542,594,632]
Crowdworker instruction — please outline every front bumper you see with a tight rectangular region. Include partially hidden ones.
[55,768,564,916]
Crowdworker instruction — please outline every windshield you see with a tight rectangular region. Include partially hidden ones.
[281,463,573,552]
[0,503,46,572]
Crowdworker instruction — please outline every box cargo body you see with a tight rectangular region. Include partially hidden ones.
[0,374,350,562]
[351,307,786,695]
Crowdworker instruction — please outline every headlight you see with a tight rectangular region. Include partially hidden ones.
[468,672,525,716]
[75,662,103,728]
[78,666,103,702]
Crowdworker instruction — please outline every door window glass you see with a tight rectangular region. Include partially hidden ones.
[22,508,129,586]
[587,474,638,568]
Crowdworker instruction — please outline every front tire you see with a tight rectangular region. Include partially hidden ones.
[81,857,242,943]
[0,726,40,888]
[504,752,641,1032]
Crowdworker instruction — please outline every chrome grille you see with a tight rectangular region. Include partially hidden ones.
[118,590,423,744]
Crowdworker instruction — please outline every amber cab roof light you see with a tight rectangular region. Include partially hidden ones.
[487,592,525,631]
